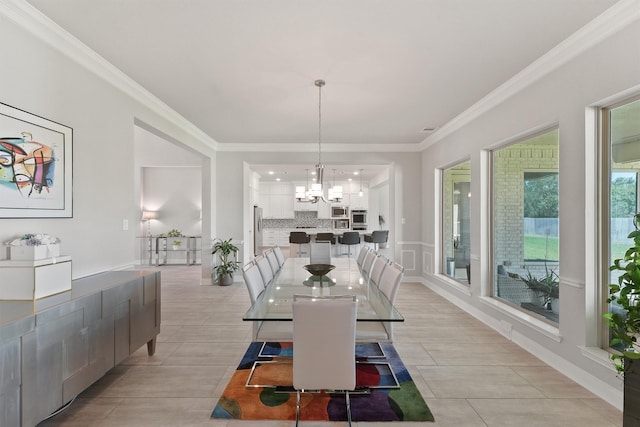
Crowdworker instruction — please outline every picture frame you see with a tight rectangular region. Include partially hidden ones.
[0,103,73,218]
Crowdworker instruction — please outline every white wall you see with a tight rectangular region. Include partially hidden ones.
[0,3,216,278]
[420,13,640,408]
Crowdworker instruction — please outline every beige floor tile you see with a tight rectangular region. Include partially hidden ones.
[38,265,621,427]
[468,398,619,427]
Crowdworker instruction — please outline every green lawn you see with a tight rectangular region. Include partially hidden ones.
[525,236,631,263]
[524,235,559,262]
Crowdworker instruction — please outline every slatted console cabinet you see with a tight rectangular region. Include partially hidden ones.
[0,270,161,427]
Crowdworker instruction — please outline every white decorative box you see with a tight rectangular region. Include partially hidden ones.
[9,244,60,260]
[0,256,71,300]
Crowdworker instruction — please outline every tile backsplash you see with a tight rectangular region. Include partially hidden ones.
[264,211,332,229]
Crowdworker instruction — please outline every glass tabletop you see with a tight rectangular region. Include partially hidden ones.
[243,257,404,322]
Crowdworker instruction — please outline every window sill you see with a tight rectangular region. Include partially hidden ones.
[479,296,562,342]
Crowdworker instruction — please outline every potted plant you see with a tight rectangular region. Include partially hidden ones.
[520,265,559,311]
[172,240,182,250]
[212,238,240,286]
[605,212,640,426]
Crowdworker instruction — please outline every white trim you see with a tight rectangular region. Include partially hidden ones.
[400,250,416,271]
[561,276,584,289]
[397,241,428,246]
[419,0,640,151]
[0,0,219,154]
[216,142,421,153]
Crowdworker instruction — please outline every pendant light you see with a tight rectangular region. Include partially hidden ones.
[309,79,327,203]
[358,169,364,197]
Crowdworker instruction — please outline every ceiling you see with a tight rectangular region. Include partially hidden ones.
[251,163,388,184]
[25,0,620,151]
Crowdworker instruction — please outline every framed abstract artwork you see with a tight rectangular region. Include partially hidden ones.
[0,103,73,218]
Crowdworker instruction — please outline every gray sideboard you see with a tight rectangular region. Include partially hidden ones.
[0,270,160,427]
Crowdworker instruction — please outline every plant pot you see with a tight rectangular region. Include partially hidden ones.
[218,273,234,286]
[625,358,640,426]
[172,245,181,250]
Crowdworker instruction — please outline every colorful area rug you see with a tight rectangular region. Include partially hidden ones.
[211,341,434,422]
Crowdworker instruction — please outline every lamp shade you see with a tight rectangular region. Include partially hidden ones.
[142,210,158,220]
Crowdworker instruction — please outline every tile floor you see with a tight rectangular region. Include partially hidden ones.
[40,254,623,426]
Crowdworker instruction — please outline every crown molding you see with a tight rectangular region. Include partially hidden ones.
[215,142,421,153]
[0,0,219,153]
[419,0,640,151]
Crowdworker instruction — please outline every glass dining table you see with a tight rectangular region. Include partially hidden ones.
[243,257,404,323]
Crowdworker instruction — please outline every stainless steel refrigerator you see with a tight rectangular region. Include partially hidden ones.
[253,205,263,256]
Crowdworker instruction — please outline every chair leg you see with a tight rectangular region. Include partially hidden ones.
[296,390,301,427]
[345,390,352,426]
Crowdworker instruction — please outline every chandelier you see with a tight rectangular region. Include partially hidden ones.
[295,79,342,203]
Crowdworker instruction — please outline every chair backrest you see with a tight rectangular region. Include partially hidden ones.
[273,245,286,267]
[289,232,310,244]
[242,264,264,304]
[340,231,360,245]
[370,230,389,243]
[256,256,274,287]
[265,249,280,274]
[356,246,370,267]
[378,262,404,304]
[361,250,377,278]
[316,232,336,244]
[309,242,331,265]
[293,295,357,391]
[369,255,388,287]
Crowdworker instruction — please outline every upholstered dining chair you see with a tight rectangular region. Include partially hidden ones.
[293,294,358,427]
[273,245,286,267]
[289,232,311,257]
[360,250,377,280]
[368,254,388,287]
[242,263,292,342]
[256,255,274,287]
[264,248,280,275]
[356,246,370,269]
[338,231,360,257]
[356,261,404,344]
[309,242,331,265]
[242,263,264,304]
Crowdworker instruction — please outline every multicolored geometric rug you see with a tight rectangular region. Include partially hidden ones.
[211,341,434,422]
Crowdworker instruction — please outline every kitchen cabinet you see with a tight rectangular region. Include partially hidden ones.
[259,182,294,218]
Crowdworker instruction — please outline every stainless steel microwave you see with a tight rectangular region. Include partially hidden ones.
[331,206,349,218]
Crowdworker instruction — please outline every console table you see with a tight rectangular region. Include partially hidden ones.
[0,270,161,427]
[140,236,201,266]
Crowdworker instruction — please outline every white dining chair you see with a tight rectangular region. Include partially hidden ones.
[243,263,292,342]
[242,263,264,304]
[361,250,378,280]
[256,255,274,287]
[356,262,404,344]
[356,246,370,269]
[265,248,280,275]
[309,242,331,265]
[273,245,286,267]
[368,254,388,287]
[293,294,357,427]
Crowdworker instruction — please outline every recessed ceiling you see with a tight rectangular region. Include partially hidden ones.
[251,164,388,184]
[26,0,619,149]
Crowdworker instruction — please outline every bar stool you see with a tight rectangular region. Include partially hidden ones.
[289,231,310,257]
[364,230,389,251]
[338,231,361,258]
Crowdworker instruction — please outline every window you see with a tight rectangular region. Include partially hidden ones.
[603,98,640,351]
[492,129,560,323]
[442,160,471,284]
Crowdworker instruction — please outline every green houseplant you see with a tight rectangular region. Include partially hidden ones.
[212,238,240,286]
[520,265,559,310]
[605,212,640,374]
[605,212,640,426]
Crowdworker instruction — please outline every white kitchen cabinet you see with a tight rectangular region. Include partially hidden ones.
[317,201,331,218]
[349,189,368,210]
[258,182,294,218]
